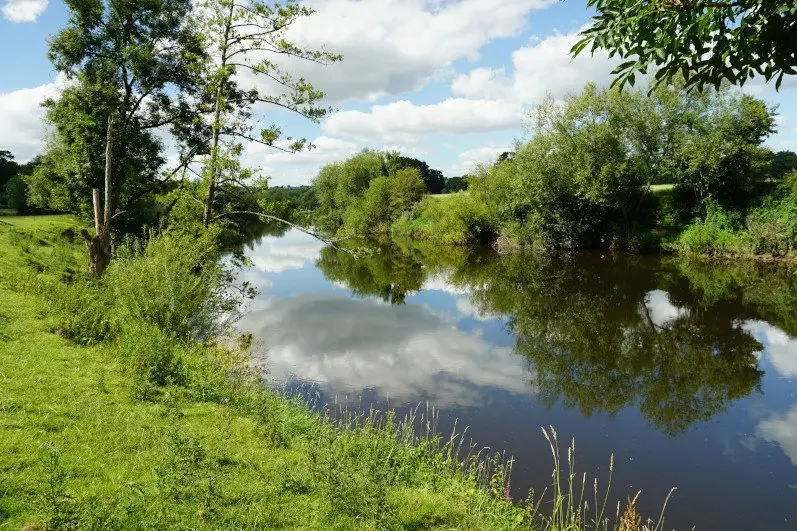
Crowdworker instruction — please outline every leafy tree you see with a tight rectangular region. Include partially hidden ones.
[5,175,28,213]
[573,1,797,91]
[193,0,341,227]
[390,167,426,214]
[42,0,205,276]
[313,150,389,229]
[386,155,445,194]
[473,83,662,249]
[0,150,17,205]
[443,176,468,193]
[669,91,775,213]
[773,151,797,180]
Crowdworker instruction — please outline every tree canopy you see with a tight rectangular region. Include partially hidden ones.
[572,1,797,91]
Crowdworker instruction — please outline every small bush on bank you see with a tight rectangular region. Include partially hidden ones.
[392,193,496,245]
[674,202,748,256]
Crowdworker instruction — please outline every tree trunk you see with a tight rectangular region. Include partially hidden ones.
[82,119,114,278]
[202,1,234,228]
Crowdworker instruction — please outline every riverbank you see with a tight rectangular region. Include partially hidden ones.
[1,215,674,530]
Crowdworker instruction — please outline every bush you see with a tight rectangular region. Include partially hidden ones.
[675,202,748,256]
[392,194,496,245]
[745,172,797,257]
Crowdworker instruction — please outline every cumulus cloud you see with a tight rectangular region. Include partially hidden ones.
[0,76,65,161]
[2,0,48,22]
[322,98,521,142]
[452,30,619,105]
[450,145,512,175]
[757,405,797,466]
[237,293,531,407]
[263,0,552,103]
[247,135,359,166]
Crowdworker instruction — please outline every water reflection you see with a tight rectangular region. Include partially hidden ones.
[238,293,527,407]
[314,246,767,436]
[232,231,797,530]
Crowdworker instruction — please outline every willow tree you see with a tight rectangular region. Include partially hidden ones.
[195,0,341,227]
[44,0,204,276]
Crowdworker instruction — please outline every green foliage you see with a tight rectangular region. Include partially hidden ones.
[313,150,389,229]
[389,167,426,214]
[675,173,797,258]
[341,175,393,235]
[574,1,797,92]
[443,176,468,193]
[5,175,29,214]
[36,0,204,229]
[773,150,797,180]
[668,91,775,214]
[386,154,446,194]
[674,202,748,256]
[392,193,496,245]
[471,84,661,249]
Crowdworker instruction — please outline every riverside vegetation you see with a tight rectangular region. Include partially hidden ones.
[311,82,797,258]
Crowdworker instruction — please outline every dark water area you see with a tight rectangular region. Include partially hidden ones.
[233,227,797,530]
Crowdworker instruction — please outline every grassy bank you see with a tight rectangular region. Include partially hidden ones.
[0,216,670,530]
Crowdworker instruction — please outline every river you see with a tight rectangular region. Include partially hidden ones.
[233,226,797,530]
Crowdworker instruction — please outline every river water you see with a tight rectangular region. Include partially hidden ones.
[234,227,797,530]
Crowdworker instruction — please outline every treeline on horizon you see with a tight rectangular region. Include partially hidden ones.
[309,81,797,258]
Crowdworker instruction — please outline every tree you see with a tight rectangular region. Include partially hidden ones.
[773,151,797,180]
[669,92,776,213]
[0,150,17,206]
[194,0,340,227]
[443,176,468,193]
[313,150,388,229]
[572,1,797,92]
[5,175,28,213]
[44,0,205,276]
[386,155,446,194]
[390,167,426,214]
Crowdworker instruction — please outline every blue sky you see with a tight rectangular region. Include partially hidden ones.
[2,0,796,185]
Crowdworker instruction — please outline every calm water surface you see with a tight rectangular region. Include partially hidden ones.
[234,227,797,530]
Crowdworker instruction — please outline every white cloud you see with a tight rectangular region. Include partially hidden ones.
[322,98,521,142]
[450,145,512,175]
[247,135,359,166]
[451,67,514,100]
[265,0,553,103]
[0,76,64,161]
[643,290,690,329]
[452,30,619,105]
[2,0,48,22]
[455,297,495,322]
[740,320,797,378]
[422,271,470,296]
[757,405,797,466]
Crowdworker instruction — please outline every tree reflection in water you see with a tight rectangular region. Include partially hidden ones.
[314,243,791,436]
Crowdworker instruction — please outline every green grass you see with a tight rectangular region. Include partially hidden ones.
[0,217,673,530]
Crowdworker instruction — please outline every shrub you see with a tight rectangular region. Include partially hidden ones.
[392,194,496,245]
[745,171,797,257]
[675,202,748,256]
